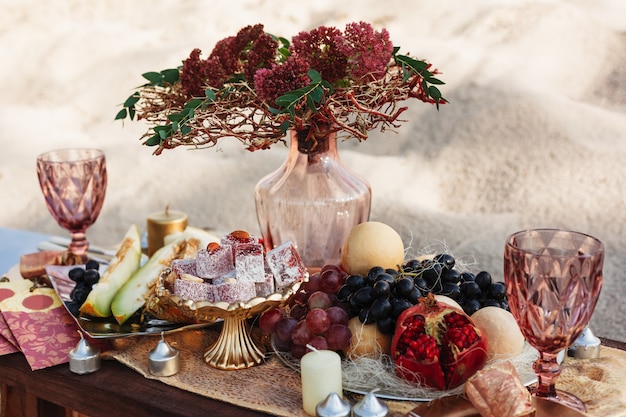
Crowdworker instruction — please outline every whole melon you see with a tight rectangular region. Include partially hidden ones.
[343,316,391,360]
[340,222,404,276]
[471,306,525,359]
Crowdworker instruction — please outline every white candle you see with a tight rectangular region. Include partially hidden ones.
[300,348,343,416]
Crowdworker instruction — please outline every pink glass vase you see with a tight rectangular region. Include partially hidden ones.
[254,128,371,270]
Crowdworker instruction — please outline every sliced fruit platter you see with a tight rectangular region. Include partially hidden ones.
[46,224,226,337]
[46,223,308,371]
[260,221,537,400]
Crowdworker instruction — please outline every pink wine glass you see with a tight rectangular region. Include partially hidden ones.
[36,148,107,261]
[504,229,603,412]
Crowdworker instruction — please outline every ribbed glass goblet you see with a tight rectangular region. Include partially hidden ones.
[36,148,107,261]
[504,229,603,412]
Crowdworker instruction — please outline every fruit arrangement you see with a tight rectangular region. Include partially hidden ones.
[261,221,524,392]
[259,264,352,359]
[60,224,220,325]
[65,259,102,316]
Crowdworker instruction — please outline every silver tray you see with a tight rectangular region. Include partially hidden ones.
[46,265,212,339]
[271,336,538,402]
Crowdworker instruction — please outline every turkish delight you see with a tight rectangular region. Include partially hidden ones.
[196,244,234,279]
[205,278,256,304]
[266,241,306,289]
[255,271,276,297]
[173,274,210,301]
[171,258,197,278]
[221,230,258,258]
[235,242,266,282]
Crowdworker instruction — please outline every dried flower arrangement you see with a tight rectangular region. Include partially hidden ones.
[116,22,446,154]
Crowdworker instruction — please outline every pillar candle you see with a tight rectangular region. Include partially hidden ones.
[301,349,343,416]
[146,208,188,256]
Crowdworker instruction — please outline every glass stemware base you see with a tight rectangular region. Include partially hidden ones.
[531,352,585,412]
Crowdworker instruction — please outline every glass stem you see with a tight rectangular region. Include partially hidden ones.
[69,231,89,258]
[533,351,561,397]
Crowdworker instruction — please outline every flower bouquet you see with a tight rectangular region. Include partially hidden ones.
[116,21,446,154]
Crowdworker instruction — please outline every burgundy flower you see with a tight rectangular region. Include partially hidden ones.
[245,32,279,83]
[341,21,393,81]
[180,48,210,97]
[291,26,348,83]
[234,24,265,51]
[208,36,240,77]
[254,55,310,105]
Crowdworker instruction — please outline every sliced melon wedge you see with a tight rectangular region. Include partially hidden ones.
[79,224,142,318]
[111,228,219,324]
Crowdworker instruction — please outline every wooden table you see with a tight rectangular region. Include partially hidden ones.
[1,338,623,417]
[0,352,271,417]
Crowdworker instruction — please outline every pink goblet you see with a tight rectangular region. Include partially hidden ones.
[36,148,107,261]
[504,229,603,412]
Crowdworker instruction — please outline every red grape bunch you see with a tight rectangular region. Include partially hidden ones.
[258,265,352,359]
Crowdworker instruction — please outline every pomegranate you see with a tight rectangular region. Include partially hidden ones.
[391,294,488,390]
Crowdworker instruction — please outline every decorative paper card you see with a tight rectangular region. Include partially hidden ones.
[0,282,80,370]
[0,279,32,355]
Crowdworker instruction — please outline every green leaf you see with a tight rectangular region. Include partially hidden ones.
[128,107,136,120]
[184,99,203,109]
[145,134,161,146]
[167,113,185,122]
[275,93,300,107]
[204,89,216,101]
[171,121,179,132]
[158,129,168,139]
[123,93,140,107]
[426,77,445,85]
[306,94,316,111]
[322,80,334,94]
[115,108,127,120]
[308,69,322,83]
[161,68,180,84]
[278,47,291,61]
[396,55,428,72]
[310,86,324,103]
[279,120,291,134]
[142,71,163,84]
[428,85,442,100]
[180,125,191,135]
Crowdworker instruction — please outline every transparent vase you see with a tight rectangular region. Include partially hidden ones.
[254,128,371,270]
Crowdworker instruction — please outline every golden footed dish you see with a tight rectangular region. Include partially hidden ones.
[147,268,307,370]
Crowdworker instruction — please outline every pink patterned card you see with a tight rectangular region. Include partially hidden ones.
[0,280,31,355]
[0,281,81,370]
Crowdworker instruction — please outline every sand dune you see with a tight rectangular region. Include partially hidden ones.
[1,0,625,341]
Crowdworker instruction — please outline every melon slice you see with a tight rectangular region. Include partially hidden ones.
[111,228,219,324]
[79,224,142,318]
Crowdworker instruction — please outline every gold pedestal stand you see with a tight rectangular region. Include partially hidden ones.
[147,269,306,370]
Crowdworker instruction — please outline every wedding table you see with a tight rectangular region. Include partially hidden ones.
[1,227,625,417]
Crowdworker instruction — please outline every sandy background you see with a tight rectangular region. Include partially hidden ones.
[1,0,625,341]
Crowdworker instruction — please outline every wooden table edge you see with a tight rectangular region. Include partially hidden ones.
[1,338,624,417]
